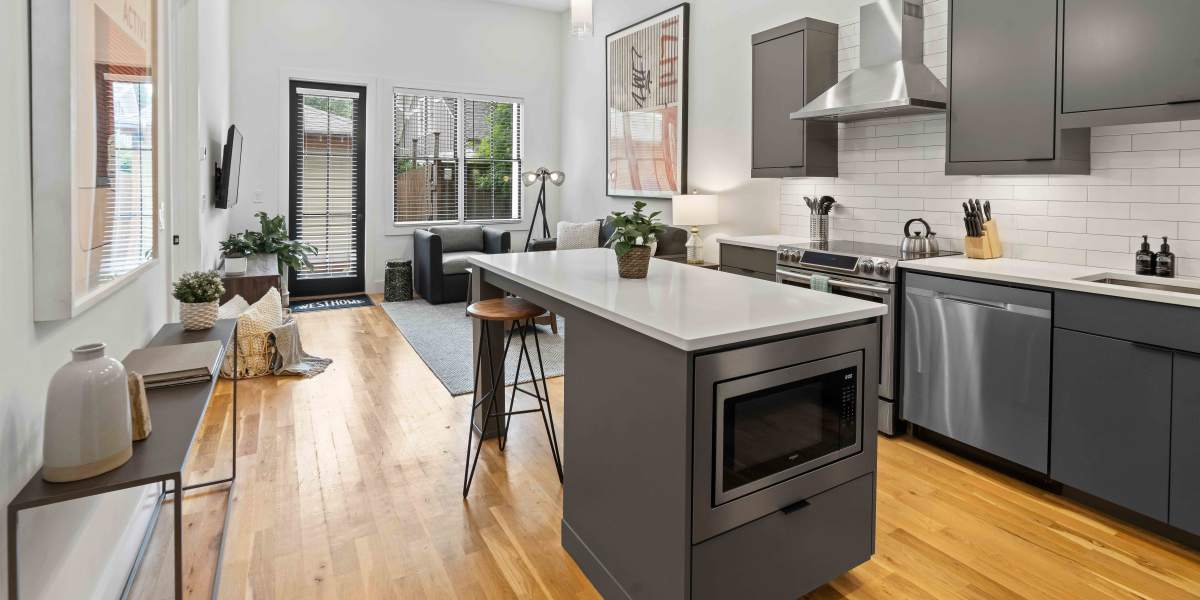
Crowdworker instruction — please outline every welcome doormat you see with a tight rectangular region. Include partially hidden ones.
[288,294,375,313]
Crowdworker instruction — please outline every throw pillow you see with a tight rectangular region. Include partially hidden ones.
[557,221,601,250]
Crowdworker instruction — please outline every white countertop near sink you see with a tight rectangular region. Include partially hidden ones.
[901,256,1200,308]
[716,234,809,251]
[468,248,886,351]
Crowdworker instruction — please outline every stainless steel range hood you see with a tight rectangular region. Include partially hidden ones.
[791,0,947,122]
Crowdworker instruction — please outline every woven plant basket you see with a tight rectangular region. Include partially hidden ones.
[180,301,219,330]
[616,246,652,279]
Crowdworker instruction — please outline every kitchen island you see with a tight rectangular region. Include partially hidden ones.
[467,248,886,599]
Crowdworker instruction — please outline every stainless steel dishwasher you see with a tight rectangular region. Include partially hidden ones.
[901,273,1052,472]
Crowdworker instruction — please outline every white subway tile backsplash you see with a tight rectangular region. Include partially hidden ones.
[777,28,1200,270]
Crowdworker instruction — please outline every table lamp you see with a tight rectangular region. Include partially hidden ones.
[672,193,719,264]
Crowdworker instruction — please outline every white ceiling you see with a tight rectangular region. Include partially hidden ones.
[484,0,570,12]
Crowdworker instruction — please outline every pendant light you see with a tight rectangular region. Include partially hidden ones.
[570,0,593,37]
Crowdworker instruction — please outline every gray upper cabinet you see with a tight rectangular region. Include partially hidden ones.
[751,19,838,178]
[1051,329,1172,521]
[1060,0,1200,128]
[1171,353,1200,535]
[946,0,1089,175]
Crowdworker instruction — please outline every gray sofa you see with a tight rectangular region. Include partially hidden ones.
[414,225,510,304]
[529,217,688,257]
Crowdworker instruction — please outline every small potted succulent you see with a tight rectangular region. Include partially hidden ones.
[173,271,225,330]
[607,200,666,279]
[218,233,256,275]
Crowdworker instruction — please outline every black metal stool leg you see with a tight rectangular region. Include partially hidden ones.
[500,320,524,452]
[524,317,564,482]
[464,320,493,497]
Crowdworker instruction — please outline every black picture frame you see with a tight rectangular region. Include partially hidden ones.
[605,3,689,199]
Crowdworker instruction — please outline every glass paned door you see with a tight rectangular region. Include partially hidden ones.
[288,80,366,297]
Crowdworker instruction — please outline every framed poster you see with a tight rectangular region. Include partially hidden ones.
[31,0,161,321]
[606,3,688,198]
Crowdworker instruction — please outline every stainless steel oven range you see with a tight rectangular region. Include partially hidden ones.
[775,240,960,435]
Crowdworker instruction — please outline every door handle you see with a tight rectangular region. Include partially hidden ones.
[780,499,811,515]
[1168,98,1200,105]
[1132,341,1173,354]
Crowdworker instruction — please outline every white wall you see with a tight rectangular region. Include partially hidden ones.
[1,1,229,597]
[229,0,564,291]
[558,0,860,261]
[782,0,1200,277]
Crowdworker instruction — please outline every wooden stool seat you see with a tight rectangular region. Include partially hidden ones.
[467,297,546,322]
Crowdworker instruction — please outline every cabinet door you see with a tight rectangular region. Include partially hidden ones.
[1171,353,1200,535]
[753,31,806,170]
[1062,0,1200,113]
[948,0,1057,163]
[1051,329,1172,520]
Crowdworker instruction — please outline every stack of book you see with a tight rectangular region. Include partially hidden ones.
[123,341,223,389]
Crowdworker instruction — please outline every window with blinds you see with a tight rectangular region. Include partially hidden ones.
[392,89,523,224]
[93,69,156,285]
[290,83,365,290]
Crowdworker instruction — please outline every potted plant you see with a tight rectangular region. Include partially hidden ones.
[606,200,666,279]
[244,211,317,305]
[173,271,225,330]
[218,233,256,275]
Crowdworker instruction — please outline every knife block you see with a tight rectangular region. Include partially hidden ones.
[965,220,1003,259]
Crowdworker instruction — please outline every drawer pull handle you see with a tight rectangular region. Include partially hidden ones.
[781,499,811,515]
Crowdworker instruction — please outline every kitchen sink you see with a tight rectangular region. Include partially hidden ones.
[1074,273,1200,295]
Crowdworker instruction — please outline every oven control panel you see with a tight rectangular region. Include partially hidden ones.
[777,247,895,282]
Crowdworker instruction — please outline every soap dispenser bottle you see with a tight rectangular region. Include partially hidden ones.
[1155,236,1176,278]
[1136,235,1155,275]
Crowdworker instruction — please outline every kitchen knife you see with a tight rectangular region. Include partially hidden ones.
[984,200,992,221]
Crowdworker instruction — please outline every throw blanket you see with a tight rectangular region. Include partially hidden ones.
[269,318,333,377]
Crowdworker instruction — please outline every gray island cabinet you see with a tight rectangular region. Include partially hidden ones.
[467,249,885,599]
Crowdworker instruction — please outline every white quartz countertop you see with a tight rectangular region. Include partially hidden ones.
[468,248,886,351]
[901,256,1200,308]
[716,234,809,251]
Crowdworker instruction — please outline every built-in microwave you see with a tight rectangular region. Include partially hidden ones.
[714,352,862,505]
[692,325,879,543]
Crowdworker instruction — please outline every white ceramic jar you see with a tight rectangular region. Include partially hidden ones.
[42,343,133,482]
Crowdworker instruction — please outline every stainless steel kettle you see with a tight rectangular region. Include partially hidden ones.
[901,218,939,255]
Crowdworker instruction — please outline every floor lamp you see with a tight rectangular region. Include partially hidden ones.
[521,167,566,251]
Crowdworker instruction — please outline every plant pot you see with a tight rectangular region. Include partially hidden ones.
[223,255,248,275]
[180,300,219,330]
[43,343,132,482]
[615,246,652,279]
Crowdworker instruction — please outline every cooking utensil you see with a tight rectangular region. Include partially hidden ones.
[819,196,836,215]
[805,197,815,213]
[984,200,992,220]
[902,218,940,254]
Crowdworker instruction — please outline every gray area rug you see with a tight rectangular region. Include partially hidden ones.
[381,299,564,396]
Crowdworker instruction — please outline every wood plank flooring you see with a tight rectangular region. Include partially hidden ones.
[130,301,1200,599]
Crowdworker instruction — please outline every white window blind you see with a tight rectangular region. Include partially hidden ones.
[393,89,523,224]
[95,74,155,284]
[293,87,362,281]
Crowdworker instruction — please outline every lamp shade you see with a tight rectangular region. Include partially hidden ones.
[672,194,719,226]
[570,0,593,37]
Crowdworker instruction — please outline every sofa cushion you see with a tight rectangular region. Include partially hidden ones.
[429,225,484,253]
[556,221,601,250]
[442,250,485,275]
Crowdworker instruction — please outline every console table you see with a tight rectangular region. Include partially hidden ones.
[6,319,239,600]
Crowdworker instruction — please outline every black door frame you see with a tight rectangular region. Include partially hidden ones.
[288,79,367,298]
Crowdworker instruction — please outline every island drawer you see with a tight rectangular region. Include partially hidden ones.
[691,473,875,600]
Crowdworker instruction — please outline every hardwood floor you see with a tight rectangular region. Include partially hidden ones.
[131,302,1200,599]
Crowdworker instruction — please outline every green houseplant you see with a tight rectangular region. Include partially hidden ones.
[244,211,317,304]
[606,200,666,279]
[218,233,256,274]
[173,271,225,330]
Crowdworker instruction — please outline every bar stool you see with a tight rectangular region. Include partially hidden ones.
[463,297,564,497]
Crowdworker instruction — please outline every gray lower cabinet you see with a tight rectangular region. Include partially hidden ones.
[1050,328,1172,521]
[692,473,874,600]
[946,0,1089,175]
[1171,353,1200,535]
[1060,0,1200,128]
[719,243,777,281]
[751,19,838,178]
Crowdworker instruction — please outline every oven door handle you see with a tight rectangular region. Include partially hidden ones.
[776,269,892,296]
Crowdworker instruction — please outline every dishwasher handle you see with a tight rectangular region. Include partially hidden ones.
[912,288,1052,319]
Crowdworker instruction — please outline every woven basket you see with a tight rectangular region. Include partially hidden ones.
[616,246,652,279]
[180,301,218,330]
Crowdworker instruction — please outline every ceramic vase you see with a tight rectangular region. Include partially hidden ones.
[43,343,133,482]
[223,255,248,275]
[180,300,218,330]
